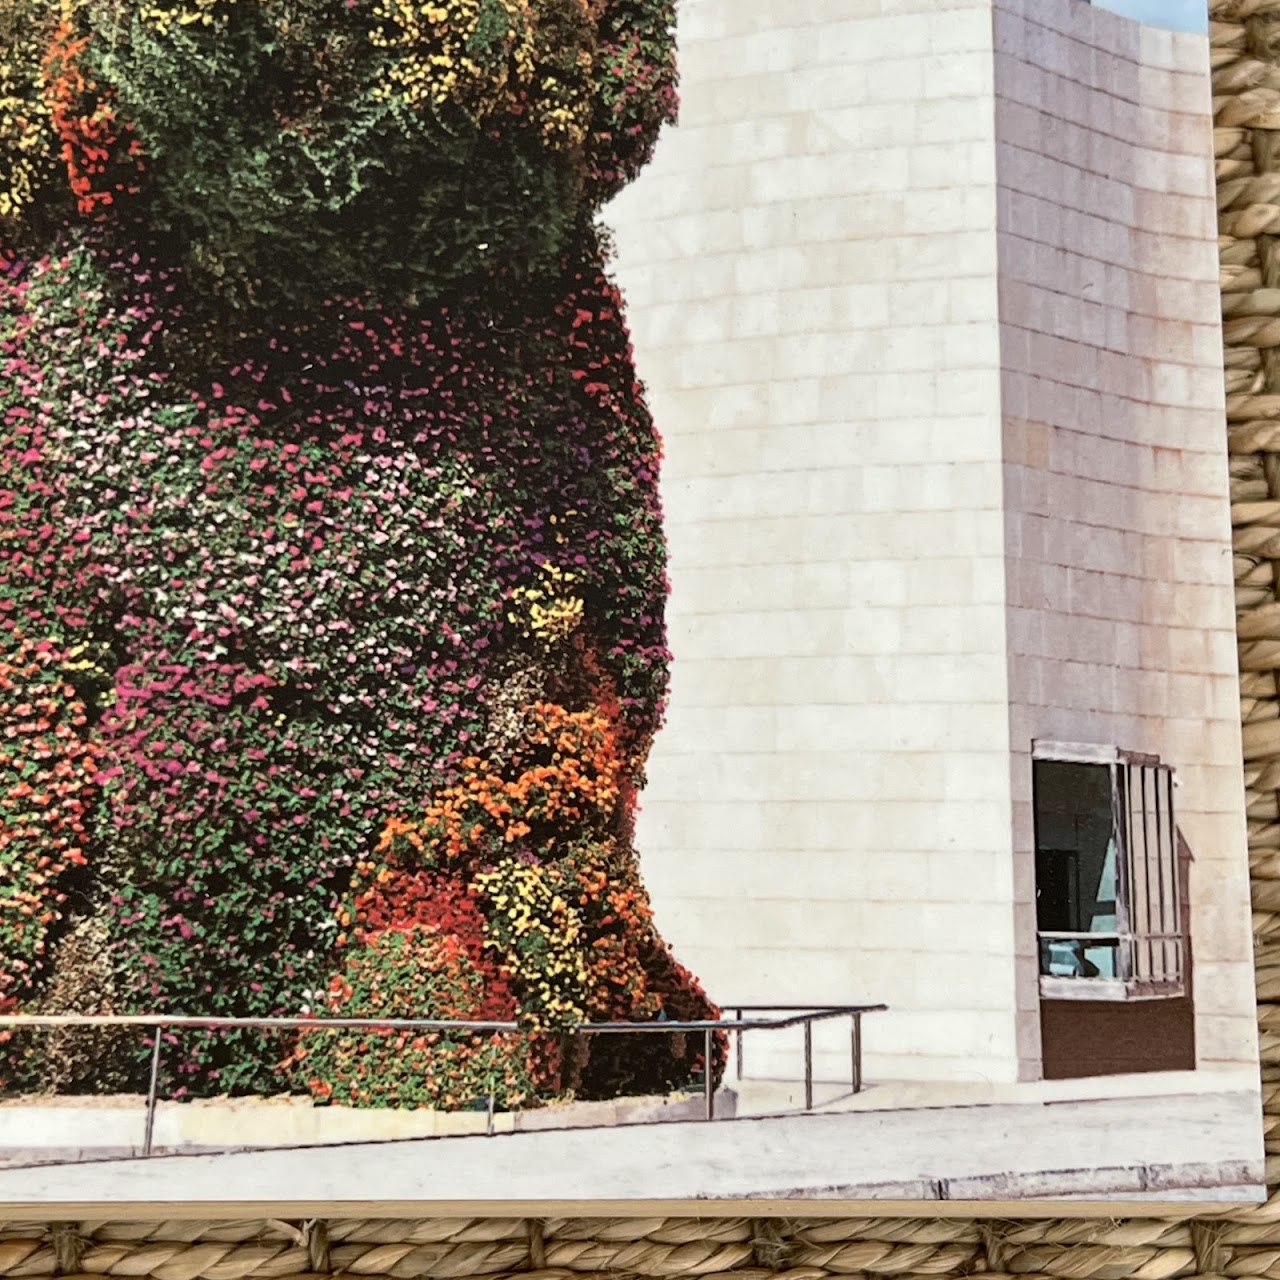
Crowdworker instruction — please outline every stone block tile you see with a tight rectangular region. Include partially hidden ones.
[1170,31,1210,77]
[904,139,992,189]
[1192,1015,1263,1068]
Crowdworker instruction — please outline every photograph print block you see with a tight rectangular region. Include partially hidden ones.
[0,0,1266,1209]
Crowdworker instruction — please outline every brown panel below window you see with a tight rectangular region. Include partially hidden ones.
[1040,996,1195,1079]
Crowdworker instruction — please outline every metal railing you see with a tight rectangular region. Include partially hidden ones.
[1037,931,1186,993]
[0,1004,886,1155]
[730,1005,881,1110]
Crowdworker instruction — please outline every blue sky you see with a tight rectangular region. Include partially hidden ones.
[1091,0,1208,31]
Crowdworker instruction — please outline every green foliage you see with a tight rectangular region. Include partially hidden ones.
[1,0,678,308]
[290,926,543,1110]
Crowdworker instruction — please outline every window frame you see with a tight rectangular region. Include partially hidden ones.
[1032,740,1185,1003]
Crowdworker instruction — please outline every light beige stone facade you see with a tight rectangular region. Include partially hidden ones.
[607,0,1254,1083]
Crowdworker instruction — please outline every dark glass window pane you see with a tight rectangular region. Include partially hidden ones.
[1032,760,1117,937]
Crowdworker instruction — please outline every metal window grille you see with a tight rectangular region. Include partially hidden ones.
[1033,744,1184,999]
[1114,755,1183,990]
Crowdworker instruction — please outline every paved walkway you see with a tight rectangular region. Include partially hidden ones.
[0,1088,1264,1207]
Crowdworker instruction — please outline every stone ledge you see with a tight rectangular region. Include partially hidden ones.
[0,1087,738,1167]
[736,1160,1266,1202]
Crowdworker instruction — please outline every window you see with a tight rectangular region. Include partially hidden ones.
[1033,742,1184,1001]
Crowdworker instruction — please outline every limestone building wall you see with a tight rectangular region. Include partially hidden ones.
[993,0,1254,1071]
[606,0,1254,1083]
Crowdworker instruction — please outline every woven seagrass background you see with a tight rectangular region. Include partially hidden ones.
[0,0,1277,1267]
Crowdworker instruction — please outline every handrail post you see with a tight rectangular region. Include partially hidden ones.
[704,1028,714,1120]
[142,1027,162,1156]
[851,1012,863,1094]
[803,1019,813,1111]
[734,1008,743,1082]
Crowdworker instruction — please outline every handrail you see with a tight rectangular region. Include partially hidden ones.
[0,1004,888,1153]
[1039,931,1184,941]
[0,1005,887,1031]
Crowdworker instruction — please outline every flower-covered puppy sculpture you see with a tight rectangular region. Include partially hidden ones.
[0,0,725,1105]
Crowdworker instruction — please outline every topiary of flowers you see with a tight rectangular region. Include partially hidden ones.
[0,0,725,1106]
[0,634,99,1012]
[1,0,678,308]
[291,926,544,1111]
